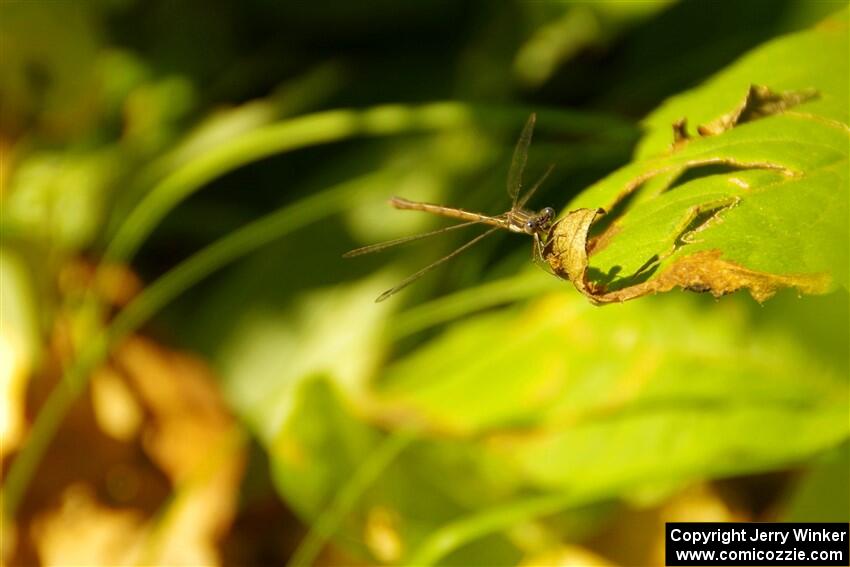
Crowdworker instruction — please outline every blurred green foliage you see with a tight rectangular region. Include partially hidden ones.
[2,1,848,566]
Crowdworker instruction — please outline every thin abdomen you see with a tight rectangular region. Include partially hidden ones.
[389,197,508,228]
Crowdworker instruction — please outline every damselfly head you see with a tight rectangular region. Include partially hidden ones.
[523,207,557,235]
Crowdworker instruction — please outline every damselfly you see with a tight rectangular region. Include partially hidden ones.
[344,114,557,302]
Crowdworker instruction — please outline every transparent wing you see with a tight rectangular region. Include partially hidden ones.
[517,164,554,209]
[375,227,500,302]
[507,113,536,208]
[342,219,486,257]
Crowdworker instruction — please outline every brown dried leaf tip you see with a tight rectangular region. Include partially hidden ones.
[671,84,819,146]
[640,250,831,302]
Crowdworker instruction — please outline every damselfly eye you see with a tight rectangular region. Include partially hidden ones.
[524,220,536,233]
[541,207,555,219]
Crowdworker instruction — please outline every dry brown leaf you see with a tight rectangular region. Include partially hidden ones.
[544,208,606,299]
[107,336,246,565]
[30,484,148,566]
[10,332,245,567]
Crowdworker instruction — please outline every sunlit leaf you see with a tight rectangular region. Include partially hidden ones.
[551,10,849,303]
[378,290,848,563]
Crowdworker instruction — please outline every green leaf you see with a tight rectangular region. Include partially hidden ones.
[378,290,847,443]
[782,442,850,523]
[548,10,849,303]
[217,273,397,444]
[276,377,525,567]
[379,289,849,563]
